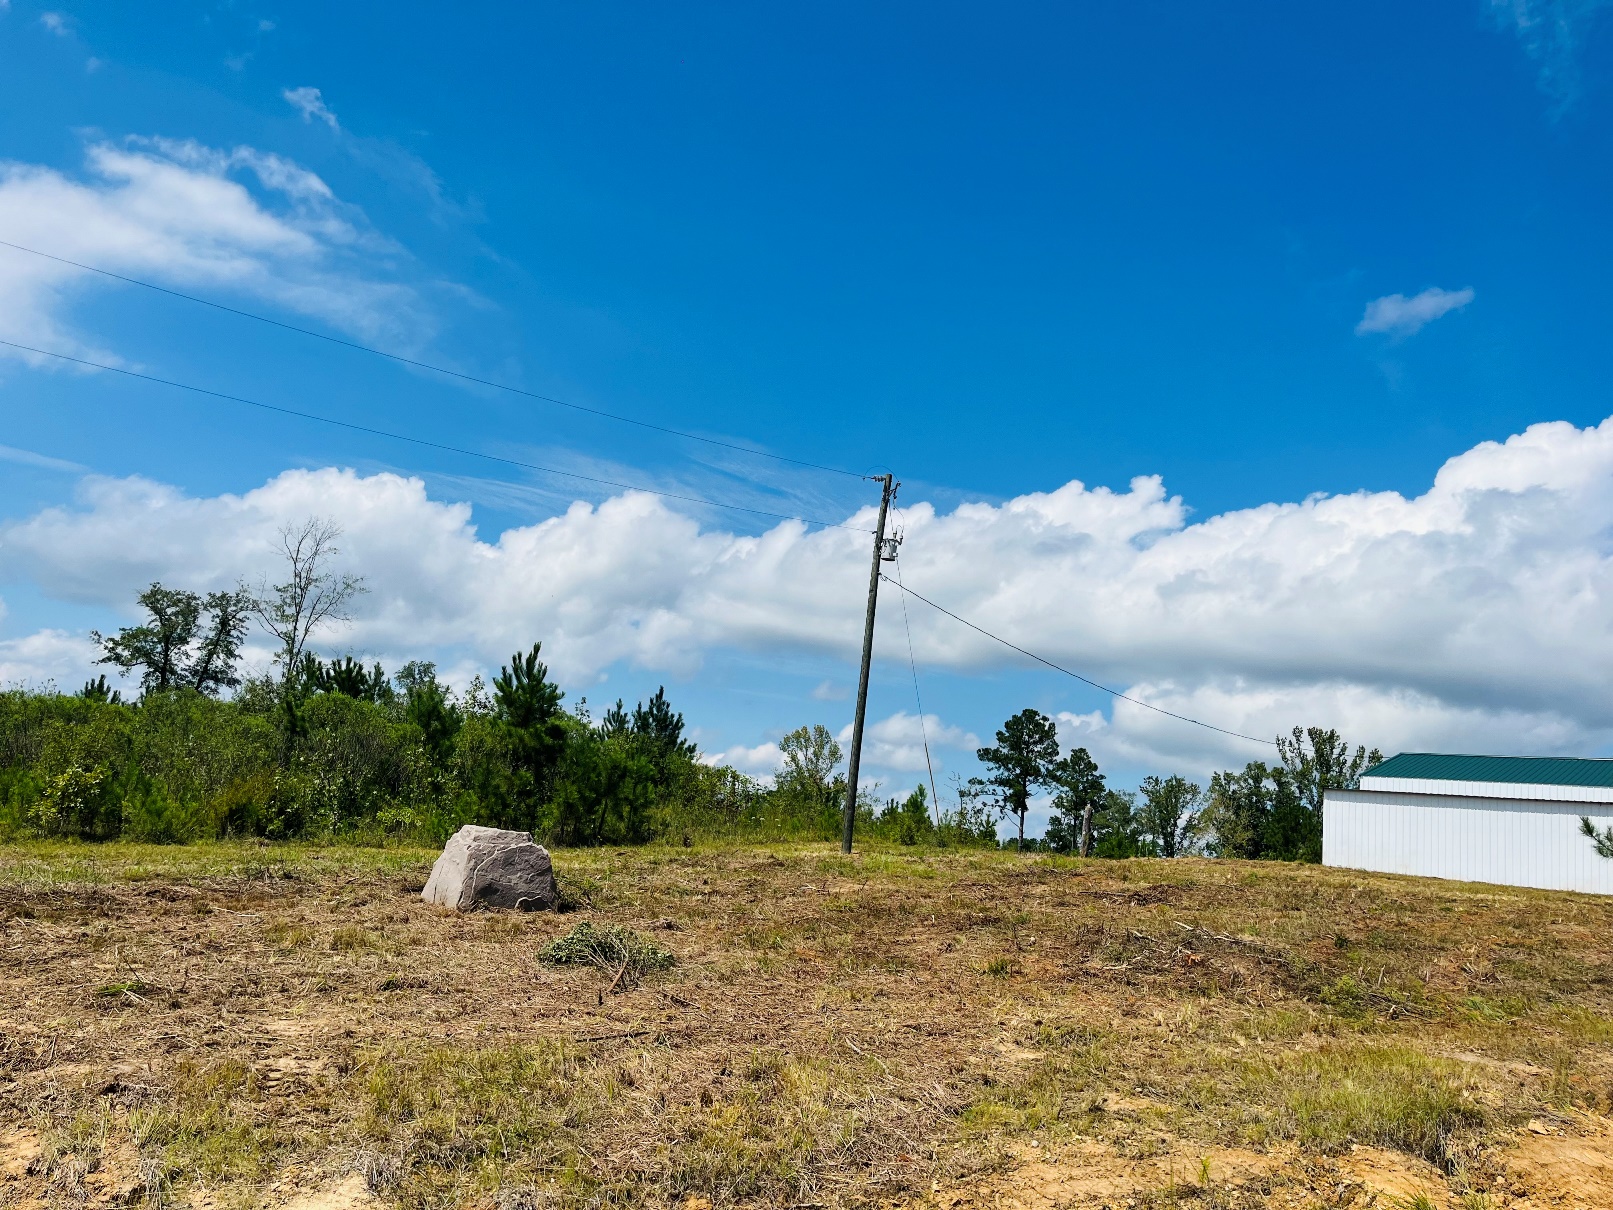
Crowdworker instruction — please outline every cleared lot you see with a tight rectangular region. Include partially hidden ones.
[3,841,1613,1208]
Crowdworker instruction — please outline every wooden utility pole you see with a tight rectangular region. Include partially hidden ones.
[841,473,896,854]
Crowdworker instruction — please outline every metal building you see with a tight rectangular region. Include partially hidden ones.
[1323,752,1613,894]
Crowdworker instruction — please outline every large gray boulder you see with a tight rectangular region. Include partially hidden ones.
[421,825,559,911]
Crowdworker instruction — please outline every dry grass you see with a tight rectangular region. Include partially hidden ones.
[3,841,1613,1208]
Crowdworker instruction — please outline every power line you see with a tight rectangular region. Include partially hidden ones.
[880,573,1277,747]
[0,337,872,533]
[0,238,869,480]
[891,551,943,826]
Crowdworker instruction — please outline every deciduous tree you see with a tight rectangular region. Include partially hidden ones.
[93,583,250,696]
[1276,726,1382,818]
[1138,774,1203,858]
[249,518,366,683]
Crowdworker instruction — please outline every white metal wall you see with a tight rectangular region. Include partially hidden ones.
[1323,788,1613,894]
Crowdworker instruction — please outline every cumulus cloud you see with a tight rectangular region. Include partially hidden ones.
[837,711,978,774]
[0,136,427,363]
[283,86,338,130]
[701,741,782,783]
[0,628,99,691]
[7,415,1613,773]
[1355,287,1474,338]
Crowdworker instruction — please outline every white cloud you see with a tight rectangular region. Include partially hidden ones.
[0,136,426,364]
[837,711,978,773]
[39,11,69,35]
[8,415,1613,774]
[0,628,99,691]
[701,741,781,783]
[1058,680,1592,781]
[811,679,848,701]
[282,86,338,130]
[1355,287,1474,338]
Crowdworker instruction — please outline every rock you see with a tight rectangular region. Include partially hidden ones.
[421,825,558,912]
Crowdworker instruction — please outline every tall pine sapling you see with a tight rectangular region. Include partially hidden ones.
[631,687,697,765]
[400,664,461,764]
[78,675,122,705]
[489,643,568,828]
[319,656,392,703]
[599,699,630,737]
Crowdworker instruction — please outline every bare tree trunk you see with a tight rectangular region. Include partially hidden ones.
[1080,801,1094,857]
[248,518,366,682]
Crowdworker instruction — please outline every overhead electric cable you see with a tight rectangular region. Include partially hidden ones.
[880,573,1277,747]
[0,338,871,532]
[0,239,867,479]
[891,550,943,826]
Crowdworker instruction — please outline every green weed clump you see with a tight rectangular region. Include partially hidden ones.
[538,921,675,987]
[1251,1044,1486,1166]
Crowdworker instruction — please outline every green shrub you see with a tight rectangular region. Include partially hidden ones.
[33,764,120,839]
[537,922,674,987]
[121,769,207,844]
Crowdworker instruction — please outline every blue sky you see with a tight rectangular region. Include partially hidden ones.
[5,1,1613,832]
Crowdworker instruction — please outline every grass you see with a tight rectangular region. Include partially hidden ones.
[1249,1044,1486,1165]
[4,839,1613,1207]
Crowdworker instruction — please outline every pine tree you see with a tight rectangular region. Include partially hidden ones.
[975,709,1060,852]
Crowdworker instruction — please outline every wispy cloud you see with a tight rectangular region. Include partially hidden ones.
[0,134,431,363]
[283,86,338,130]
[1490,0,1613,110]
[1355,286,1474,338]
[0,443,85,473]
[39,11,69,35]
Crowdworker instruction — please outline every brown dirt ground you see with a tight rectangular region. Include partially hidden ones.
[4,842,1613,1209]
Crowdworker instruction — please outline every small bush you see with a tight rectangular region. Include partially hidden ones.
[537,922,674,988]
[122,769,207,844]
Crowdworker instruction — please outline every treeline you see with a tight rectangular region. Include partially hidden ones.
[964,706,1382,860]
[2,640,1015,847]
[0,567,1003,845]
[0,660,1379,857]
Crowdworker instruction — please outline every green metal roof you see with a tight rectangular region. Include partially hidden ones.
[1364,752,1613,788]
